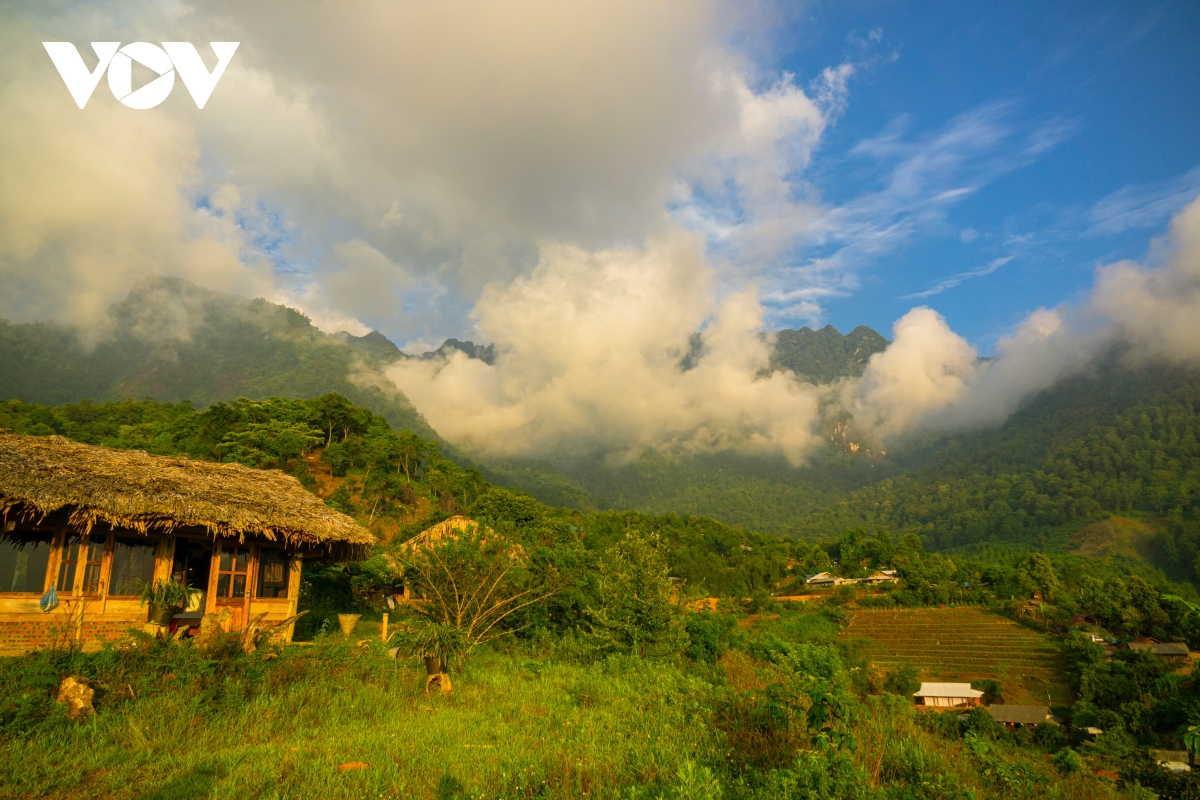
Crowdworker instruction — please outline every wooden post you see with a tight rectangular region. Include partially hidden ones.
[381,613,388,643]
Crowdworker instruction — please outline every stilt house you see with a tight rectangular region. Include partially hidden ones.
[0,434,373,654]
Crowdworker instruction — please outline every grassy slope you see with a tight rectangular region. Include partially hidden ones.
[0,612,1129,800]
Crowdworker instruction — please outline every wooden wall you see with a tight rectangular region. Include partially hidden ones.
[0,526,305,656]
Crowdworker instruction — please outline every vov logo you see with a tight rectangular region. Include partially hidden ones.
[43,42,239,109]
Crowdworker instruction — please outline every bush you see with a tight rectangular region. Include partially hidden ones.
[685,613,737,664]
[881,663,920,697]
[1052,746,1082,775]
[970,678,1004,705]
[1034,721,1067,752]
[962,706,1006,740]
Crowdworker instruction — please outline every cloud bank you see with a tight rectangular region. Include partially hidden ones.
[390,196,1200,463]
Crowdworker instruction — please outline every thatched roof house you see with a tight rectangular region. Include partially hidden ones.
[0,434,372,654]
[397,515,483,554]
[0,434,372,558]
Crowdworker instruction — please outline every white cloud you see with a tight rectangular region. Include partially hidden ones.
[387,230,825,464]
[903,256,1013,299]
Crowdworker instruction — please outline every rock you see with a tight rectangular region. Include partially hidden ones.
[195,608,233,650]
[56,676,95,721]
[425,672,452,694]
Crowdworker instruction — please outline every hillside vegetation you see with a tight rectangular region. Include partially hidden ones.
[2,394,1199,798]
[796,363,1200,583]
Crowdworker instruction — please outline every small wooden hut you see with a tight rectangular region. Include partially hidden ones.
[912,682,984,708]
[0,434,373,654]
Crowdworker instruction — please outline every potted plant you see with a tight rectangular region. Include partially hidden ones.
[138,579,197,626]
[393,620,467,681]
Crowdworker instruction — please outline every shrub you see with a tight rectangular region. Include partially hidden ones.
[685,612,737,664]
[962,706,1006,740]
[1033,721,1067,752]
[1052,746,1082,775]
[970,678,1004,705]
[881,663,920,697]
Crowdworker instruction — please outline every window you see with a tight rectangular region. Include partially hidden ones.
[215,546,249,599]
[256,550,290,598]
[57,534,81,592]
[0,532,53,594]
[81,536,106,594]
[109,537,158,595]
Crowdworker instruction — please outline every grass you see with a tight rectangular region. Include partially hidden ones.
[0,639,718,799]
[0,607,1142,799]
[839,606,1073,704]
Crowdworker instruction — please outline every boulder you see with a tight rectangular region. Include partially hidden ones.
[56,676,95,721]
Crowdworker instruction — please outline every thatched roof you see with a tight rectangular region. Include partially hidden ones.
[0,434,373,558]
[398,515,482,554]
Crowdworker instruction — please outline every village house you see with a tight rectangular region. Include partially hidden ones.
[912,682,984,708]
[1127,637,1192,665]
[0,434,372,654]
[862,569,898,585]
[804,571,837,586]
[988,705,1059,728]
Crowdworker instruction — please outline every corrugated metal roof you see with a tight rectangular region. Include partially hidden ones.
[988,705,1053,724]
[912,682,984,698]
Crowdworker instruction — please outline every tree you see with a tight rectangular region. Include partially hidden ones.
[1182,723,1200,769]
[1024,553,1062,602]
[397,521,566,653]
[588,529,688,657]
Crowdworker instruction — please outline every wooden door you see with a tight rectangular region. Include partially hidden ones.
[213,543,251,629]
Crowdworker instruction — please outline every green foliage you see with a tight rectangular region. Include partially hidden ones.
[684,613,738,664]
[768,324,889,384]
[881,663,921,697]
[1053,745,1083,775]
[970,678,1004,705]
[795,366,1200,555]
[137,578,197,609]
[399,522,569,651]
[588,529,688,657]
[0,277,436,439]
[392,619,469,672]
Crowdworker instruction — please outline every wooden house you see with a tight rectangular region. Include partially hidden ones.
[988,705,1058,728]
[0,434,373,654]
[1127,637,1191,664]
[912,682,984,708]
[863,569,898,585]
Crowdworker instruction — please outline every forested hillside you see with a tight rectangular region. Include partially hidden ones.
[0,277,436,439]
[796,363,1200,582]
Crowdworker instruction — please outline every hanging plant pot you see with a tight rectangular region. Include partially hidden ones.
[147,603,177,626]
[337,613,361,637]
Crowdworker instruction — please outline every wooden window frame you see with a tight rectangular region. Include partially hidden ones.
[0,527,60,597]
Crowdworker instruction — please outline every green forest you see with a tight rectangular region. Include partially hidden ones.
[2,393,1200,798]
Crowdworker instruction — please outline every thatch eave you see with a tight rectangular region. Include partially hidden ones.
[0,434,374,560]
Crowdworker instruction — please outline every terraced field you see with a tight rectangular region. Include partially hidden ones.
[840,607,1072,704]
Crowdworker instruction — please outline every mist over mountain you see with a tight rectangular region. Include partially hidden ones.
[3,276,1199,570]
[0,277,436,440]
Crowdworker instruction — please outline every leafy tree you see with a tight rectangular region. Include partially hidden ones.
[588,529,688,657]
[398,522,567,653]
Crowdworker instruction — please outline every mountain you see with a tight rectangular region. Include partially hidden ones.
[769,324,890,383]
[3,279,1197,578]
[0,277,437,440]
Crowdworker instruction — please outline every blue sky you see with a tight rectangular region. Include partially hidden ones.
[757,0,1200,350]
